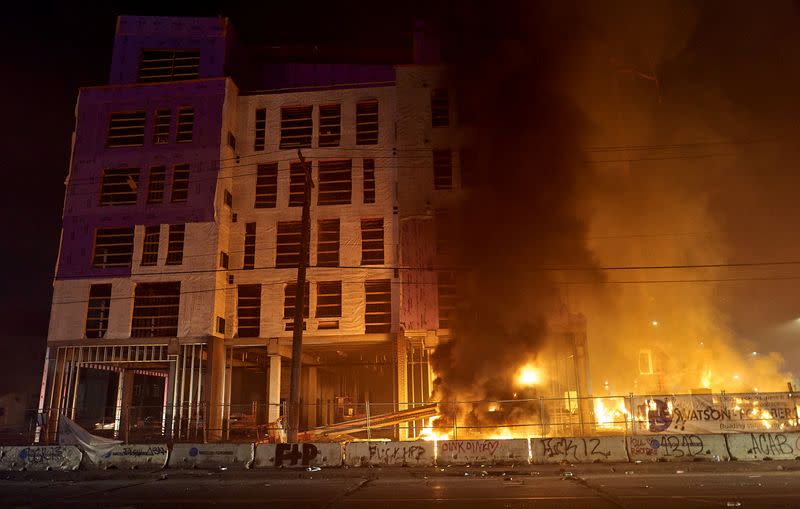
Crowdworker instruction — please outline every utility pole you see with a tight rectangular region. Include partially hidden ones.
[288,149,313,442]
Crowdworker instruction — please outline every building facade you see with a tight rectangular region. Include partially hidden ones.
[39,15,465,442]
[40,15,589,443]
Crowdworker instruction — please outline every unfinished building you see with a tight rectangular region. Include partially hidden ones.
[39,16,589,443]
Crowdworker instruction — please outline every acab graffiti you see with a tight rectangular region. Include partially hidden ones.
[747,433,795,457]
[629,435,705,457]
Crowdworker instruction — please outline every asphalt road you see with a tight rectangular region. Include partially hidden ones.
[2,462,799,508]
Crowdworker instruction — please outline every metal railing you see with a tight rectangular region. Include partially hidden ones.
[6,391,798,445]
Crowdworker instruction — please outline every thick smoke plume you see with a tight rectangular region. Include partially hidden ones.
[429,0,797,412]
[430,3,600,407]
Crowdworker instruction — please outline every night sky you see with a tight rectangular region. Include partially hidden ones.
[3,1,800,398]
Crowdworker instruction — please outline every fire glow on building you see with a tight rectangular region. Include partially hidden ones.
[36,14,798,445]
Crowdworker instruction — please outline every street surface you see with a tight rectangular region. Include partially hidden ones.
[2,461,799,508]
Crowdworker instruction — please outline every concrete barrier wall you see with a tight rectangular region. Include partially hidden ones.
[169,443,254,469]
[345,441,435,467]
[253,443,343,468]
[532,437,629,464]
[0,446,82,471]
[436,439,529,466]
[628,434,730,462]
[95,444,169,469]
[725,432,800,461]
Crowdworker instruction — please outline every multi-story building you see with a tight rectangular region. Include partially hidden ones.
[38,15,464,442]
[39,15,589,442]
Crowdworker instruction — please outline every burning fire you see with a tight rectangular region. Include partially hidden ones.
[594,397,631,430]
[418,415,450,441]
[515,363,542,387]
[487,427,515,440]
[700,369,713,389]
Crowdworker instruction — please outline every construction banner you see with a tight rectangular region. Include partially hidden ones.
[631,392,800,434]
[58,416,122,464]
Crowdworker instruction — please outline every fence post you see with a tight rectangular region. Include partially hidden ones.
[452,401,458,440]
[628,393,636,435]
[366,399,371,440]
[538,397,546,437]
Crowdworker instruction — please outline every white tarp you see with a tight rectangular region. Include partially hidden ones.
[632,393,800,434]
[58,416,122,465]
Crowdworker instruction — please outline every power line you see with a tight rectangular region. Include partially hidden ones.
[52,259,800,283]
[50,272,800,307]
[60,134,791,188]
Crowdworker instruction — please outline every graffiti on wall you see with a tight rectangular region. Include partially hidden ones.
[439,440,501,457]
[539,437,612,462]
[18,447,68,464]
[274,443,319,467]
[628,435,706,458]
[367,444,427,464]
[746,433,798,457]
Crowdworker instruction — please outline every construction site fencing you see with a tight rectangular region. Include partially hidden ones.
[5,391,799,445]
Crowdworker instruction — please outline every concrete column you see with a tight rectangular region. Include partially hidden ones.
[395,334,409,440]
[267,355,282,423]
[115,369,134,441]
[163,358,178,439]
[207,337,226,441]
[224,349,233,433]
[45,348,67,443]
[305,366,318,428]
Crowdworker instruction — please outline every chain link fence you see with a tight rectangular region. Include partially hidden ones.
[6,391,798,445]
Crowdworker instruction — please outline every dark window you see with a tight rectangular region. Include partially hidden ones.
[289,162,306,207]
[237,284,261,337]
[361,218,384,265]
[220,251,229,269]
[438,271,457,329]
[147,166,166,204]
[227,131,236,150]
[317,219,340,267]
[131,282,181,337]
[216,316,226,335]
[165,224,185,265]
[435,210,453,255]
[431,89,450,128]
[365,280,391,333]
[100,168,139,206]
[243,223,256,269]
[254,163,278,208]
[459,148,477,188]
[176,107,194,143]
[433,150,453,190]
[141,225,160,266]
[92,227,134,268]
[283,281,309,331]
[224,190,233,207]
[318,160,352,205]
[318,104,341,147]
[363,159,376,204]
[153,109,171,144]
[316,281,342,318]
[254,108,266,151]
[356,100,379,145]
[171,164,190,203]
[85,284,112,339]
[280,106,312,149]
[138,49,200,83]
[276,221,305,268]
[107,111,146,147]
